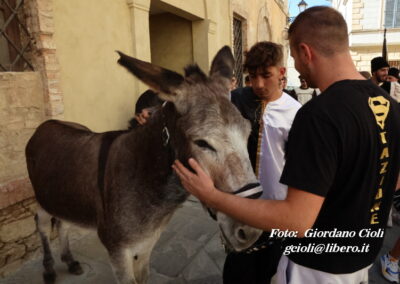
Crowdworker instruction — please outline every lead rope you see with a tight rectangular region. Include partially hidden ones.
[243,101,275,254]
[254,101,267,179]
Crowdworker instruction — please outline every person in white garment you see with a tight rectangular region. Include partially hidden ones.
[290,75,319,105]
[224,41,301,284]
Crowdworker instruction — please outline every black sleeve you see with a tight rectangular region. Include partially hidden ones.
[290,90,298,101]
[135,90,162,113]
[280,109,338,197]
[381,82,391,94]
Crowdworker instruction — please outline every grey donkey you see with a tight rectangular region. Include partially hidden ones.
[25,46,263,284]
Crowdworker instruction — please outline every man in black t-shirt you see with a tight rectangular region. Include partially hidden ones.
[172,6,400,284]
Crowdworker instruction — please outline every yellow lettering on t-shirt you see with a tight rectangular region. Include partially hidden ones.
[379,176,385,186]
[375,188,383,199]
[370,213,379,224]
[380,147,389,159]
[380,132,387,144]
[370,201,381,212]
[368,97,390,130]
[380,161,388,174]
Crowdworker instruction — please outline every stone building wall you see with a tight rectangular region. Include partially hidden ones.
[0,198,39,277]
[0,72,46,276]
[351,46,400,72]
[349,0,400,72]
[0,0,63,276]
[352,0,364,30]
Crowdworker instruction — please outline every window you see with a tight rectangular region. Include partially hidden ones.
[385,0,400,28]
[0,0,34,71]
[233,17,244,87]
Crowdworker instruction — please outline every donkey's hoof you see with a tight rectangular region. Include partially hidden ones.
[68,261,84,275]
[43,271,56,284]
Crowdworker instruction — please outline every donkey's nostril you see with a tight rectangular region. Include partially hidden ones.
[237,228,247,241]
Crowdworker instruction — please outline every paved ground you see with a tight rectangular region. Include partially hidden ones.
[1,196,399,284]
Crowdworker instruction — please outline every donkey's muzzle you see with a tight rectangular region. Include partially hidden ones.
[232,182,262,199]
[207,182,262,221]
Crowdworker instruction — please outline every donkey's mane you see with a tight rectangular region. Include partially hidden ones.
[184,64,207,83]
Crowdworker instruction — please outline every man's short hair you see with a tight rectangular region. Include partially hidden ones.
[288,6,349,56]
[244,41,283,72]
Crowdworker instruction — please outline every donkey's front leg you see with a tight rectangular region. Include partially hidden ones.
[107,246,137,284]
[132,248,151,284]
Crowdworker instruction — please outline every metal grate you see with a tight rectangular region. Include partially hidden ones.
[0,0,34,71]
[233,17,243,87]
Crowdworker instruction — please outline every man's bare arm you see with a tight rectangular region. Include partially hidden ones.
[173,158,324,236]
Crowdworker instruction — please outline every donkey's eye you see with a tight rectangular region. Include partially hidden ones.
[194,140,216,152]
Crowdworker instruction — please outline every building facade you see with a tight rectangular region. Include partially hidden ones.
[0,0,288,276]
[332,0,400,72]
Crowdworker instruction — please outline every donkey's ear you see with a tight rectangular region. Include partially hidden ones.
[117,51,184,95]
[209,46,235,80]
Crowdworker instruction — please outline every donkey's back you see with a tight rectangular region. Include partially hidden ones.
[26,119,122,227]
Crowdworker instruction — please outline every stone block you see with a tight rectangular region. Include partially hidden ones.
[0,258,23,277]
[38,34,56,50]
[0,132,8,149]
[22,199,38,214]
[0,180,34,214]
[24,233,40,252]
[49,101,64,116]
[38,15,55,34]
[0,217,36,242]
[24,120,41,129]
[182,250,221,282]
[203,234,226,271]
[361,55,373,61]
[151,236,203,277]
[6,121,25,131]
[46,71,60,80]
[1,243,26,264]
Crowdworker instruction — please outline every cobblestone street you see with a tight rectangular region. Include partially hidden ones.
[1,196,399,284]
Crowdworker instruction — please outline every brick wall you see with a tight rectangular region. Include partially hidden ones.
[0,198,39,277]
[0,0,65,276]
[0,72,46,276]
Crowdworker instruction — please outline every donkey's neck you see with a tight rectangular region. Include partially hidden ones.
[127,103,178,168]
[115,103,189,204]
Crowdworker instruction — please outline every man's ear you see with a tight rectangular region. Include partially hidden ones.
[299,43,313,64]
[279,67,286,77]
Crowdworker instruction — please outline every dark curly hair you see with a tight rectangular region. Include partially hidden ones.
[244,41,283,72]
